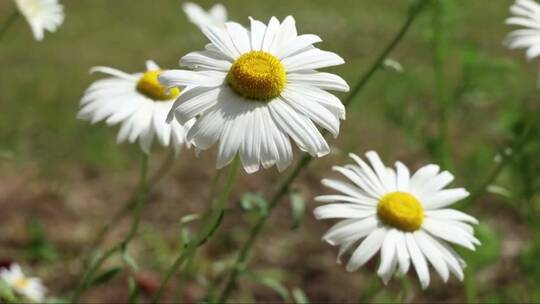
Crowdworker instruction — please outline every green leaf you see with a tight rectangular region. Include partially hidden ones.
[289,191,305,230]
[244,271,290,302]
[460,222,500,269]
[240,192,268,215]
[180,213,201,224]
[292,288,310,304]
[88,267,122,287]
[24,218,58,262]
[0,278,16,303]
[122,250,139,271]
[128,277,139,304]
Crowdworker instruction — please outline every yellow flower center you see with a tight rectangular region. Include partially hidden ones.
[227,51,287,101]
[14,277,29,289]
[377,192,424,232]
[136,70,180,101]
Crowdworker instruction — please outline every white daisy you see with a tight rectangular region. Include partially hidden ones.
[504,0,540,60]
[78,60,194,154]
[182,2,227,29]
[159,16,349,173]
[314,151,480,289]
[14,0,64,41]
[0,263,46,302]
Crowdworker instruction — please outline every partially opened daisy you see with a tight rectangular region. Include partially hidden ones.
[0,263,46,302]
[504,0,540,60]
[182,2,227,29]
[78,60,193,154]
[314,151,480,289]
[160,16,349,173]
[14,0,64,41]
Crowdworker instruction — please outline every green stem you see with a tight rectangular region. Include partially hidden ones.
[217,2,430,302]
[83,151,175,268]
[431,0,451,168]
[71,153,150,303]
[151,157,240,303]
[0,8,18,42]
[460,120,536,209]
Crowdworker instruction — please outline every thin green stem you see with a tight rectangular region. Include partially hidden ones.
[217,2,430,302]
[83,151,175,268]
[461,120,536,209]
[0,8,19,42]
[71,153,150,303]
[152,157,240,303]
[207,169,224,210]
[431,0,451,168]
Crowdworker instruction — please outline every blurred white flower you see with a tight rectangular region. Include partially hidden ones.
[78,60,194,154]
[14,0,64,41]
[160,16,348,173]
[0,263,46,302]
[314,151,479,289]
[504,0,540,60]
[182,2,227,29]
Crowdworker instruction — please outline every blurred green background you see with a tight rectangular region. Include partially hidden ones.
[0,0,539,302]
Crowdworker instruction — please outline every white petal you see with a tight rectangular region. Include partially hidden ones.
[365,151,394,192]
[321,179,377,204]
[145,60,160,71]
[423,188,470,209]
[283,84,346,120]
[377,230,397,284]
[180,50,232,71]
[346,227,386,272]
[268,99,330,157]
[315,194,377,206]
[186,105,224,150]
[425,209,478,224]
[395,161,410,192]
[394,232,411,275]
[169,86,222,124]
[330,166,381,200]
[314,204,375,220]
[90,66,137,80]
[201,25,241,59]
[276,34,322,59]
[226,22,251,54]
[348,153,387,195]
[249,17,267,51]
[415,230,450,282]
[405,233,430,289]
[410,164,440,191]
[282,48,345,72]
[261,17,280,52]
[422,218,477,250]
[158,70,225,88]
[268,16,297,53]
[288,71,349,92]
[323,217,378,246]
[280,88,341,137]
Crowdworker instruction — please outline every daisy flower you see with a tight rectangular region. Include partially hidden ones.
[182,2,227,29]
[504,0,540,60]
[0,263,46,302]
[159,16,349,173]
[78,60,194,154]
[314,151,480,289]
[14,0,64,41]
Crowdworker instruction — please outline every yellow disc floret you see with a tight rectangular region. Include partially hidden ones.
[377,192,424,232]
[136,70,180,101]
[14,277,29,289]
[227,51,286,101]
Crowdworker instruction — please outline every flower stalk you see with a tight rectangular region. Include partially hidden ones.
[71,153,150,303]
[151,156,241,303]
